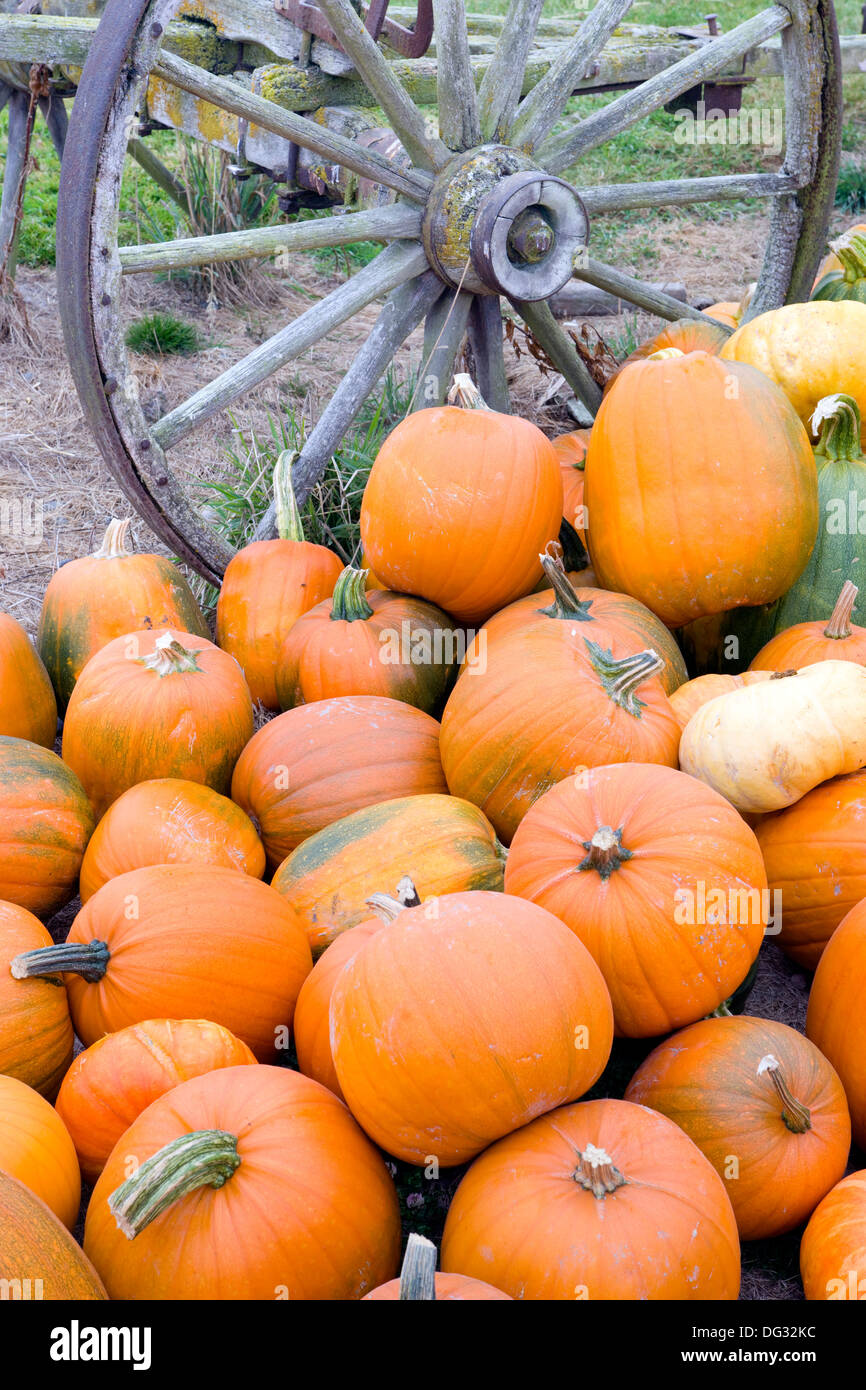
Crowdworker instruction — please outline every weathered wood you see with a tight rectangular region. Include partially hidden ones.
[127,136,189,214]
[0,77,12,115]
[418,287,473,408]
[398,1234,437,1301]
[0,87,31,277]
[574,256,727,327]
[541,6,793,173]
[153,240,428,451]
[549,279,687,318]
[510,297,602,416]
[37,88,67,160]
[181,0,355,75]
[0,13,95,65]
[432,0,481,150]
[467,294,510,411]
[477,0,544,142]
[580,171,802,215]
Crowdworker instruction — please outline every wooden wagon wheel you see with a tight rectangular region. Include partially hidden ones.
[56,0,842,584]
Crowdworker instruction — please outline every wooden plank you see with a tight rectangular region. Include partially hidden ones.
[180,0,355,74]
[548,280,687,318]
[0,86,29,276]
[432,0,481,150]
[574,256,725,325]
[467,295,510,411]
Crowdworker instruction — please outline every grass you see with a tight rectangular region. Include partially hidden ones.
[125,311,202,355]
[836,162,866,213]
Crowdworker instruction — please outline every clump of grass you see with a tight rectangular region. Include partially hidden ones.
[125,312,202,356]
[835,163,866,214]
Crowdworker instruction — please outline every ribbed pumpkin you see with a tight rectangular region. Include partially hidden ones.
[231,696,447,870]
[669,671,773,729]
[814,224,866,284]
[275,567,458,714]
[10,865,312,1061]
[552,429,589,541]
[364,1273,511,1301]
[806,897,866,1149]
[38,517,208,710]
[441,1098,740,1300]
[364,1236,512,1300]
[79,778,265,901]
[0,1170,105,1300]
[360,375,562,624]
[271,793,505,956]
[504,763,766,1036]
[0,902,73,1097]
[801,1171,866,1301]
[0,1074,80,1228]
[755,769,866,968]
[625,1016,851,1239]
[812,231,866,303]
[215,453,342,709]
[0,736,94,917]
[703,301,741,329]
[0,613,57,747]
[56,1018,257,1184]
[330,891,613,1165]
[603,316,732,396]
[84,1065,400,1300]
[584,350,817,627]
[62,628,254,818]
[750,580,866,674]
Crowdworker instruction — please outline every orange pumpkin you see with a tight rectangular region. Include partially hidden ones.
[584,351,818,626]
[669,670,774,728]
[625,1016,850,1239]
[755,769,866,968]
[364,1234,511,1300]
[79,778,265,901]
[56,1018,257,1184]
[0,612,57,747]
[0,736,94,918]
[703,301,741,329]
[603,316,733,395]
[360,374,562,624]
[10,864,312,1061]
[751,580,866,671]
[0,1170,105,1300]
[0,901,73,1097]
[62,628,254,818]
[38,517,208,710]
[275,567,458,713]
[365,1273,511,1301]
[215,453,342,709]
[84,1065,401,1299]
[0,1074,80,1228]
[552,429,590,542]
[441,1098,740,1299]
[801,1170,866,1301]
[331,891,613,1165]
[807,897,866,1148]
[505,763,766,1036]
[231,696,447,870]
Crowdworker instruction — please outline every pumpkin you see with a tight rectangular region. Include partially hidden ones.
[0,1170,105,1300]
[83,1064,400,1299]
[800,1171,866,1301]
[552,429,590,542]
[669,671,774,729]
[703,301,741,329]
[215,453,342,709]
[364,1272,511,1301]
[0,902,73,1097]
[755,769,866,968]
[0,612,57,747]
[271,793,505,956]
[275,567,459,714]
[231,696,447,871]
[38,517,208,711]
[440,1098,740,1300]
[751,581,866,674]
[0,736,94,917]
[62,628,254,819]
[813,223,866,285]
[603,316,732,396]
[806,897,866,1149]
[56,1018,257,1184]
[504,763,765,1036]
[360,374,562,624]
[363,1234,512,1300]
[0,1074,80,1228]
[720,301,866,438]
[79,777,265,901]
[10,864,312,1061]
[812,230,866,303]
[625,1017,850,1239]
[679,661,866,813]
[330,890,613,1165]
[584,350,817,627]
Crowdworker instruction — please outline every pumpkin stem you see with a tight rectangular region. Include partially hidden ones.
[811,393,863,461]
[398,1233,437,1300]
[645,347,684,361]
[10,938,110,983]
[365,877,422,922]
[538,553,594,621]
[585,639,664,716]
[273,450,305,543]
[578,825,632,880]
[573,1143,627,1199]
[330,567,374,622]
[447,373,492,412]
[830,231,866,284]
[138,631,203,676]
[824,581,859,639]
[108,1129,241,1240]
[93,517,134,559]
[757,1054,812,1134]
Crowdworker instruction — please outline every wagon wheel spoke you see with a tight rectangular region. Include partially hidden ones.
[579,173,803,216]
[476,0,545,144]
[467,297,510,413]
[508,298,602,416]
[431,0,481,149]
[572,257,730,326]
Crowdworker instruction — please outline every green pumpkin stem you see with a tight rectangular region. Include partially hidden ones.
[398,1233,437,1300]
[108,1130,241,1240]
[578,826,632,880]
[824,581,859,640]
[273,450,305,543]
[330,567,374,622]
[10,938,110,983]
[586,639,664,716]
[138,632,203,676]
[572,1143,627,1199]
[811,394,863,462]
[539,553,594,621]
[831,231,866,284]
[447,373,492,412]
[757,1054,812,1134]
[93,517,133,559]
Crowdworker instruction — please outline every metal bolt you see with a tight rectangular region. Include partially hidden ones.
[706,14,720,34]
[101,293,111,307]
[104,376,118,395]
[151,22,163,38]
[507,209,555,265]
[155,474,168,486]
[139,440,152,452]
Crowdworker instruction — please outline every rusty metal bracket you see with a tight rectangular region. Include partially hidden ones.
[273,0,434,60]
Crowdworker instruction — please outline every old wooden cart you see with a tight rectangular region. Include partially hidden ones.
[0,0,851,580]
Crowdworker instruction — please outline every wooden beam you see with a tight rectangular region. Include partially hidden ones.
[573,256,725,325]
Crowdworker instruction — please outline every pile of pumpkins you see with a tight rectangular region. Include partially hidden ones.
[2,265,866,1303]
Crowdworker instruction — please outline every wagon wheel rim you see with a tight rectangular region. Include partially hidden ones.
[56,0,842,583]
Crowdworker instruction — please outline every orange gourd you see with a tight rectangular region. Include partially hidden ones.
[0,736,94,918]
[0,1074,80,1228]
[0,612,57,747]
[801,1171,866,1301]
[552,428,590,542]
[0,1170,105,1300]
[669,670,774,728]
[603,316,733,395]
[807,897,866,1149]
[0,901,73,1097]
[751,580,866,672]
